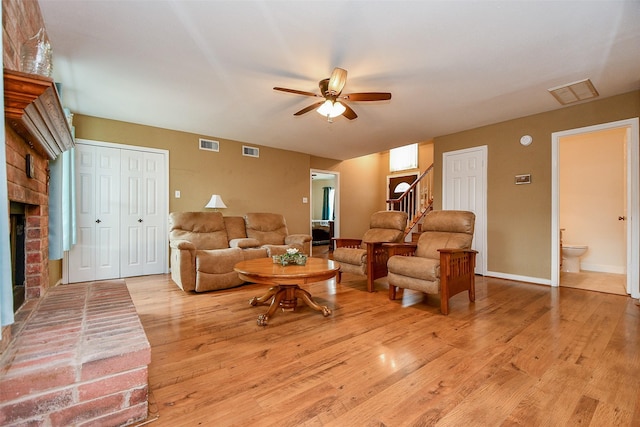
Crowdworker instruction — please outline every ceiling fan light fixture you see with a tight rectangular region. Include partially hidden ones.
[327,68,347,95]
[317,100,345,118]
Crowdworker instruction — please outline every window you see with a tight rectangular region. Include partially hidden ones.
[390,143,418,172]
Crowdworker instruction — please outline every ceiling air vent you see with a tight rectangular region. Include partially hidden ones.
[548,79,599,105]
[199,138,219,152]
[243,145,259,158]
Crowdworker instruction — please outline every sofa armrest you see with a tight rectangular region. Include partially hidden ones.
[229,238,262,249]
[169,243,196,292]
[169,239,196,251]
[333,238,362,249]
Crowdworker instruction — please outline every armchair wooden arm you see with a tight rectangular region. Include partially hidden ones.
[438,248,477,315]
[383,242,417,257]
[332,238,362,249]
[333,239,397,292]
[364,242,392,292]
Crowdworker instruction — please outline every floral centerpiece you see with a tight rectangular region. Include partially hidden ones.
[273,248,307,266]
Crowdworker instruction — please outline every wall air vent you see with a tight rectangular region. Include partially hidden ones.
[243,145,259,158]
[548,79,599,105]
[199,138,219,152]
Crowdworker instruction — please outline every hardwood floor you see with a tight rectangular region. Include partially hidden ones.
[125,267,640,426]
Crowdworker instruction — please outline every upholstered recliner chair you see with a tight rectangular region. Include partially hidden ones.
[169,212,267,292]
[244,213,312,256]
[386,210,476,314]
[332,210,408,292]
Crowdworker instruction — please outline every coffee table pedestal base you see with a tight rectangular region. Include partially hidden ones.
[249,284,332,326]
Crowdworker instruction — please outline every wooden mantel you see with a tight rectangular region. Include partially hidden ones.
[4,68,74,160]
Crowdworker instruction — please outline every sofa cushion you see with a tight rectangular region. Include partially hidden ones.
[333,247,367,265]
[241,247,269,260]
[361,228,404,245]
[388,255,440,282]
[224,216,249,241]
[415,231,472,259]
[244,213,288,245]
[369,210,407,231]
[196,248,244,274]
[414,211,475,259]
[169,212,229,250]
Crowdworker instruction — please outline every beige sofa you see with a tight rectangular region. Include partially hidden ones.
[169,212,312,292]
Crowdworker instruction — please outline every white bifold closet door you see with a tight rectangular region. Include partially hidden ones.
[120,149,166,277]
[69,145,121,282]
[68,143,167,283]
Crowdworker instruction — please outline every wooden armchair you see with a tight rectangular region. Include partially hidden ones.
[385,210,477,314]
[332,210,408,292]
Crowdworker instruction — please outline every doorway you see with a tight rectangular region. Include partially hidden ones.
[387,173,418,212]
[551,118,639,299]
[310,169,340,256]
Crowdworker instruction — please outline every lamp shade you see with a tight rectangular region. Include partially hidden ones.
[204,194,227,209]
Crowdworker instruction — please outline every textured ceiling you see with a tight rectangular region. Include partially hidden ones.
[39,0,640,160]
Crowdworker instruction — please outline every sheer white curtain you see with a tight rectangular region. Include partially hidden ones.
[0,31,15,332]
[49,147,76,259]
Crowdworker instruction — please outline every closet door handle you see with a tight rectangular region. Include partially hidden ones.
[95,219,101,224]
[138,219,143,223]
[619,216,626,221]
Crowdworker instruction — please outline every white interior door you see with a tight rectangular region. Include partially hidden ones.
[442,146,487,275]
[68,144,120,282]
[67,140,168,283]
[120,150,166,277]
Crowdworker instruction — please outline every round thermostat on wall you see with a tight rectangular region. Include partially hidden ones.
[520,135,533,146]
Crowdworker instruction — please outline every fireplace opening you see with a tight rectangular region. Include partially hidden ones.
[9,202,26,312]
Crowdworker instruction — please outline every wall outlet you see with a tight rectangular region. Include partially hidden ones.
[302,197,308,203]
[175,190,181,198]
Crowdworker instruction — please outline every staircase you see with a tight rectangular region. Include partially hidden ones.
[386,164,434,241]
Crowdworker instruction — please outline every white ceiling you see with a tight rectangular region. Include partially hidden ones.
[39,1,640,160]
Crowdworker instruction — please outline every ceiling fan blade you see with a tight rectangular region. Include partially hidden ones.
[342,103,358,120]
[294,101,325,116]
[274,87,321,97]
[343,92,392,101]
[328,68,348,95]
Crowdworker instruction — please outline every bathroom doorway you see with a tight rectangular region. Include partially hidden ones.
[551,118,639,298]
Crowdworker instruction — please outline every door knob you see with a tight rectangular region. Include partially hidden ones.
[138,219,143,223]
[95,219,101,224]
[618,216,626,221]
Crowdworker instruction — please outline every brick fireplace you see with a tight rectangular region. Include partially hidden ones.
[1,1,151,425]
[2,0,56,347]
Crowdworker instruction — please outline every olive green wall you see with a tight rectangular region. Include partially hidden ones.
[75,114,425,244]
[75,115,431,240]
[309,153,386,238]
[433,90,640,280]
[74,115,317,234]
[309,140,433,239]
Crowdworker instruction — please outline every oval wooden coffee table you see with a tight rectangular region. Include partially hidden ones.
[234,258,340,326]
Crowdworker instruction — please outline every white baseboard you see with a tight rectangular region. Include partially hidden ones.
[580,263,625,274]
[484,271,552,286]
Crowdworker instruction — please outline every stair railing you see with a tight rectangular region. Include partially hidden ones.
[386,164,434,236]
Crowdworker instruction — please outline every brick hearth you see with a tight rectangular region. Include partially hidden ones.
[0,281,150,426]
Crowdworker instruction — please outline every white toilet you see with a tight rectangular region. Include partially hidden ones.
[561,245,588,273]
